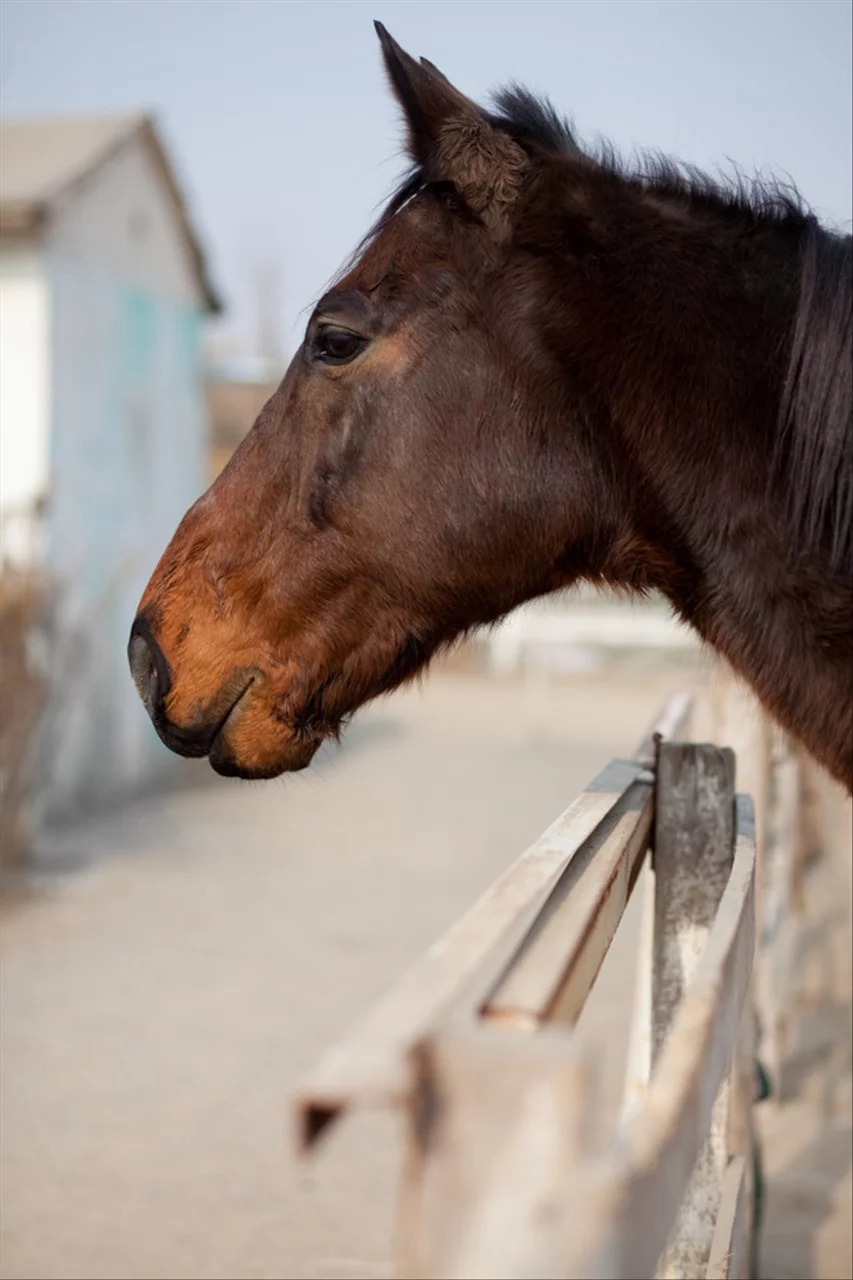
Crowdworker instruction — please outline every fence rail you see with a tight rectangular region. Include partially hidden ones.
[297,683,803,1278]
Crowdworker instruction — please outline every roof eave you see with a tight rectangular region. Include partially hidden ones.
[0,114,223,315]
[138,117,223,315]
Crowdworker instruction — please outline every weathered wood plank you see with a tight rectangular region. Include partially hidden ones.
[398,804,756,1279]
[484,779,653,1027]
[711,667,805,1101]
[296,694,694,1152]
[652,742,737,1278]
[396,778,756,1280]
[619,697,694,1131]
[619,854,655,1128]
[706,1156,748,1280]
[396,1024,590,1280]
[726,995,757,1273]
[473,690,694,1031]
[296,761,640,1148]
[564,798,756,1279]
[759,748,800,1093]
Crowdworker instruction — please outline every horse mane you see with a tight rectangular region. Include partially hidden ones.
[490,87,853,569]
[369,83,852,570]
[367,84,810,249]
[777,225,852,570]
[489,84,810,223]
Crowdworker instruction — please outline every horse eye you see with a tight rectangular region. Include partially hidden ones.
[314,327,365,365]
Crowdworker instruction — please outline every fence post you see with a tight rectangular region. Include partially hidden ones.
[395,1024,590,1279]
[652,742,737,1278]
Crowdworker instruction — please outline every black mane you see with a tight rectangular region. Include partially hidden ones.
[490,87,852,569]
[487,85,581,158]
[489,83,810,225]
[778,224,852,569]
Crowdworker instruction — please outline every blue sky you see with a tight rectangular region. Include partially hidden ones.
[2,0,850,355]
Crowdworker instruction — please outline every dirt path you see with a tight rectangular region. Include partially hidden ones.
[1,660,849,1279]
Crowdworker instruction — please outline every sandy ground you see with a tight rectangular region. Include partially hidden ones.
[0,656,850,1279]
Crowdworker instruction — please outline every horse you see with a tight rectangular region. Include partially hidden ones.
[129,24,852,792]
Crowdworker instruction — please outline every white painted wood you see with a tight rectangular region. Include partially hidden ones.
[2,116,212,819]
[48,129,203,309]
[1,120,205,544]
[0,242,51,543]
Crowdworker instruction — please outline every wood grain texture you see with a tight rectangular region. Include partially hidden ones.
[653,743,736,1278]
[706,1156,748,1280]
[563,795,756,1279]
[296,763,639,1148]
[484,780,653,1027]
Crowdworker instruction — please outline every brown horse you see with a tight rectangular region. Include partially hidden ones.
[129,24,852,791]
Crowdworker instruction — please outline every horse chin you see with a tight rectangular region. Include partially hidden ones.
[208,733,319,779]
[206,692,323,779]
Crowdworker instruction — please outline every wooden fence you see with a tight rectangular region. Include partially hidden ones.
[296,685,805,1278]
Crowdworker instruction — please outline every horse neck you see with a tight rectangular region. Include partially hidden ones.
[552,202,852,785]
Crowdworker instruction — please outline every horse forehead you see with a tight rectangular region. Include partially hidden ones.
[343,199,451,288]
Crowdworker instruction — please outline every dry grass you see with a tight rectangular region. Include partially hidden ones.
[0,570,49,880]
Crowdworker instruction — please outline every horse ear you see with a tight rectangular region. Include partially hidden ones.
[374,23,528,230]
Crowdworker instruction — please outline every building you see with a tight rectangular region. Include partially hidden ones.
[0,113,220,822]
[205,354,282,479]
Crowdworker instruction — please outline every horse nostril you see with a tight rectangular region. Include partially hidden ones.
[128,620,171,719]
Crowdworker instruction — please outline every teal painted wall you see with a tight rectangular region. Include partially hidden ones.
[41,249,208,819]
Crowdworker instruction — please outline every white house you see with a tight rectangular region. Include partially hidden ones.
[0,113,220,822]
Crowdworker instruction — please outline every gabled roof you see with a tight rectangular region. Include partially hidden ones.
[0,113,221,312]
